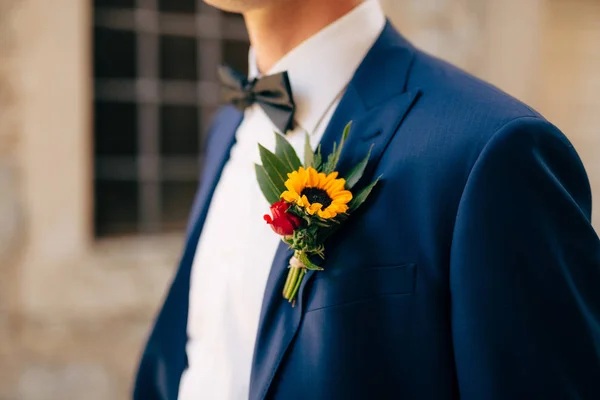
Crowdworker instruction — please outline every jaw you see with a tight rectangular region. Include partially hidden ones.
[202,0,274,13]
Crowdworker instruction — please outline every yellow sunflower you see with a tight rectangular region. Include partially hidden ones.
[281,167,352,219]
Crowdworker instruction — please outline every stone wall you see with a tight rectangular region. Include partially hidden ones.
[0,0,25,397]
[536,0,600,229]
[15,236,181,400]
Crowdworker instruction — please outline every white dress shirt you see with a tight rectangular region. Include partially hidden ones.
[178,1,386,398]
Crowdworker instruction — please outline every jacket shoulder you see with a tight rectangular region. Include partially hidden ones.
[408,49,543,132]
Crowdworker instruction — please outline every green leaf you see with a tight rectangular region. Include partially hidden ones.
[255,164,281,204]
[322,143,337,174]
[349,176,381,212]
[309,220,334,230]
[303,133,314,168]
[323,121,351,174]
[314,145,323,171]
[344,144,373,190]
[299,251,324,271]
[275,132,302,171]
[258,144,291,194]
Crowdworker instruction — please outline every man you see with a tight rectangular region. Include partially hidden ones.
[134,0,600,399]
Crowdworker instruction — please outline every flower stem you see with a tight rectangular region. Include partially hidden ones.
[288,268,306,304]
[283,265,300,300]
[282,264,296,298]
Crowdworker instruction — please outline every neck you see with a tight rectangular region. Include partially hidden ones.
[244,0,363,73]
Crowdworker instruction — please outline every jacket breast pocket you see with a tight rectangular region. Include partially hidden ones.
[305,263,417,312]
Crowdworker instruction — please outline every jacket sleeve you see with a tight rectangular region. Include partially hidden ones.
[450,116,600,399]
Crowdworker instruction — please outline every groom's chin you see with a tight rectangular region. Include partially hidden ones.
[202,0,278,13]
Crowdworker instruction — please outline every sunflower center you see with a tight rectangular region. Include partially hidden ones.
[301,187,332,208]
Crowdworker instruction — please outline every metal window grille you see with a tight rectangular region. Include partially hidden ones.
[93,0,249,236]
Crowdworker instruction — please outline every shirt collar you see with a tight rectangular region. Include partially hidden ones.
[247,0,386,134]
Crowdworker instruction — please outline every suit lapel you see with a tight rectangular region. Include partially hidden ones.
[249,23,421,400]
[183,105,243,266]
[157,105,242,399]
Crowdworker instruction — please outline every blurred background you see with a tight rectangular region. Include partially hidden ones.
[0,0,598,398]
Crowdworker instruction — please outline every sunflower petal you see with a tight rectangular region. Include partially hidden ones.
[281,191,299,203]
[297,195,310,208]
[332,203,349,213]
[307,167,320,187]
[285,167,310,194]
[326,171,339,181]
[317,171,329,188]
[332,190,353,204]
[325,179,346,195]
[306,202,323,215]
[317,208,335,219]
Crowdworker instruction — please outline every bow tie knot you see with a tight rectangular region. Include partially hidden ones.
[218,65,296,133]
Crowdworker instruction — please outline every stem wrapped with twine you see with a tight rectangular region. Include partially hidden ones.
[282,251,307,305]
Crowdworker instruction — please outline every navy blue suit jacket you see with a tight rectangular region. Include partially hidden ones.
[134,23,600,399]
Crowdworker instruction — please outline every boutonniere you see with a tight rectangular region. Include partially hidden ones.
[255,122,379,305]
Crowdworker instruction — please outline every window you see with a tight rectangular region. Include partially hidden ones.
[93,0,249,236]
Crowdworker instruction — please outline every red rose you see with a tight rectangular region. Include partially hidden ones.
[264,200,302,236]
